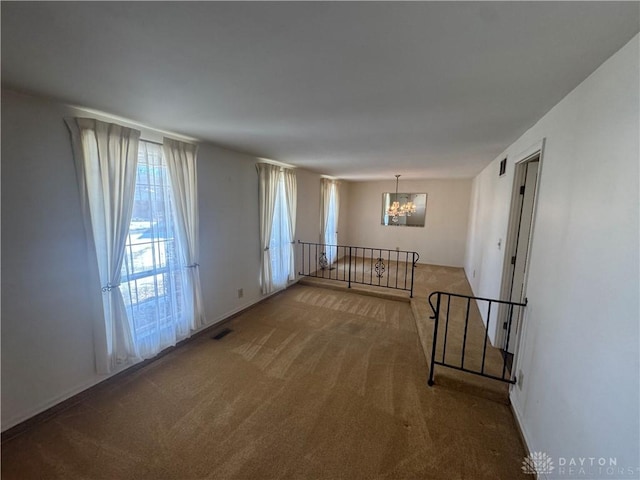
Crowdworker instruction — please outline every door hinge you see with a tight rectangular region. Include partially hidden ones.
[511,256,516,265]
[503,321,508,330]
[519,185,525,195]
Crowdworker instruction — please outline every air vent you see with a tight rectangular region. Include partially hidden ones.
[212,328,232,340]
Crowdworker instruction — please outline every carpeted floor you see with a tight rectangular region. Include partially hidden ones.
[410,264,516,402]
[302,262,517,402]
[1,279,528,479]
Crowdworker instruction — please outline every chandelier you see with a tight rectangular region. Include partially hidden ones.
[386,175,416,223]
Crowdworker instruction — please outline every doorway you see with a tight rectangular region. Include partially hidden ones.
[498,151,542,374]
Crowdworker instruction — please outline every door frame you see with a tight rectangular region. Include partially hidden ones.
[497,139,545,376]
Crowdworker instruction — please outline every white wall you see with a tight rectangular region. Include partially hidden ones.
[2,91,103,430]
[294,169,323,276]
[0,90,323,430]
[465,36,639,468]
[345,179,471,267]
[197,143,263,323]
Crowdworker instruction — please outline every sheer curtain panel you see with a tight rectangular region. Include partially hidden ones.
[120,141,190,359]
[66,118,141,373]
[163,137,205,330]
[320,178,340,262]
[283,168,297,281]
[268,172,294,290]
[257,163,282,294]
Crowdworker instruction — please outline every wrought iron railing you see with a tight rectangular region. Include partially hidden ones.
[298,241,420,297]
[427,291,527,386]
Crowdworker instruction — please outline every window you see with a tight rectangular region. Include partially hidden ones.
[120,141,189,359]
[68,118,202,372]
[257,163,296,294]
[269,173,292,290]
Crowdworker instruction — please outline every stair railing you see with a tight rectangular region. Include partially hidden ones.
[298,240,419,297]
[427,291,527,386]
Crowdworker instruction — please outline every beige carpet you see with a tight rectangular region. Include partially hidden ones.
[302,263,516,402]
[410,264,515,402]
[2,283,527,479]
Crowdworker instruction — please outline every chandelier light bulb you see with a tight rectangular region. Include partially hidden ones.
[386,175,416,221]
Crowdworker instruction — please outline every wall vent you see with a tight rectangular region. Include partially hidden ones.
[212,328,233,340]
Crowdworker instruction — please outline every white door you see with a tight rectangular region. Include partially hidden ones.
[505,160,539,354]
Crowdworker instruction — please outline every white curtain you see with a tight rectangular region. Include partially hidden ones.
[269,176,291,290]
[320,178,340,263]
[66,118,140,373]
[283,168,297,281]
[163,137,205,330]
[121,141,189,360]
[257,163,281,294]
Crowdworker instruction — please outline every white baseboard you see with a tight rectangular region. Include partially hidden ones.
[2,376,105,431]
[2,287,287,432]
[195,288,285,333]
[510,394,547,480]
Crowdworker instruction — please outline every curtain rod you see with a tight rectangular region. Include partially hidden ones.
[70,105,199,143]
[140,138,163,147]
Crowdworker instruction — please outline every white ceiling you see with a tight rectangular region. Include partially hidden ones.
[2,2,638,180]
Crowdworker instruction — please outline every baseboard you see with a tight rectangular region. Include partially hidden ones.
[510,395,545,479]
[1,287,286,441]
[1,376,108,435]
[196,288,285,334]
[463,267,482,299]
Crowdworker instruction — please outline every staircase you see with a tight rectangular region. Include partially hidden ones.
[300,260,523,404]
[412,290,526,404]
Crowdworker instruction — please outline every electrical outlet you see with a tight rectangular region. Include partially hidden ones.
[518,370,524,389]
[237,288,244,298]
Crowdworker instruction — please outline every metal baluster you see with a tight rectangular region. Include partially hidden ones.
[502,304,515,379]
[442,294,451,363]
[428,292,441,386]
[369,249,373,285]
[386,249,391,287]
[395,250,399,289]
[481,301,492,374]
[461,298,471,369]
[404,251,409,290]
[410,253,416,298]
[348,246,352,288]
